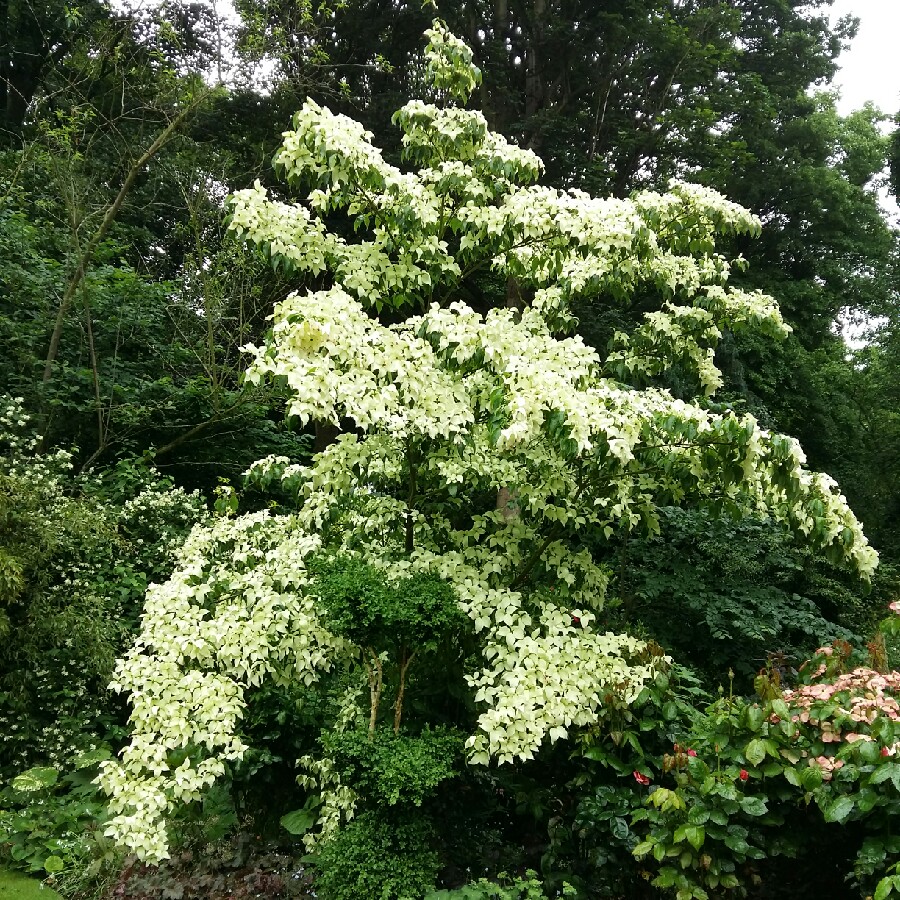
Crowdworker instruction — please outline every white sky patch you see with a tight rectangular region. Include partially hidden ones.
[828,1,900,224]
[829,0,900,117]
[826,4,899,347]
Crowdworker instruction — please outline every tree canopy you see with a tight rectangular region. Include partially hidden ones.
[97,21,875,864]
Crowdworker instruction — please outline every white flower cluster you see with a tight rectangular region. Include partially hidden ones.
[422,19,482,103]
[0,396,73,487]
[394,547,650,764]
[467,604,653,765]
[98,513,349,862]
[296,754,358,851]
[0,396,37,455]
[244,287,474,441]
[228,38,769,386]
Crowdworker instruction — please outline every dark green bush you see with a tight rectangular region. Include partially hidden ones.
[323,727,464,808]
[426,870,576,899]
[314,810,440,900]
[617,507,878,685]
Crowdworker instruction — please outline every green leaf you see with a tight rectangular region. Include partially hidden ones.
[724,834,749,855]
[684,825,705,851]
[653,868,677,888]
[688,807,710,825]
[11,767,58,792]
[875,876,894,900]
[823,795,855,824]
[739,796,767,816]
[611,817,630,841]
[743,705,764,733]
[800,766,823,792]
[72,748,112,769]
[280,807,318,835]
[744,738,766,766]
[871,764,900,785]
[44,856,65,874]
[857,787,880,812]
[860,740,882,765]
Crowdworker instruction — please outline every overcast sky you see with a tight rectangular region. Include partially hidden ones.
[830,0,900,116]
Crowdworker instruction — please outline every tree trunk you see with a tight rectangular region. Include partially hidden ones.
[314,420,341,453]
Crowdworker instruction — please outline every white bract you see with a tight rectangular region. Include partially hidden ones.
[100,21,877,861]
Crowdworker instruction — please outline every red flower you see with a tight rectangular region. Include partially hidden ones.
[882,746,891,757]
[739,769,749,781]
[633,770,651,786]
[687,749,697,757]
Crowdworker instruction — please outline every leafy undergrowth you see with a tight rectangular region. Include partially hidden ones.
[103,833,313,900]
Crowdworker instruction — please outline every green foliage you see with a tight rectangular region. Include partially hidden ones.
[0,398,206,774]
[313,810,440,900]
[621,507,879,684]
[0,6,314,485]
[234,677,339,823]
[627,642,900,898]
[322,727,464,808]
[0,177,308,485]
[313,556,467,657]
[0,749,119,883]
[838,326,900,560]
[544,664,707,896]
[0,396,209,896]
[426,870,575,899]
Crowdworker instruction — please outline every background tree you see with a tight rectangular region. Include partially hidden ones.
[0,1,315,484]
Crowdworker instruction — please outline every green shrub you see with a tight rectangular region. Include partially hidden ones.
[323,727,464,808]
[0,397,206,774]
[0,749,120,885]
[427,870,576,899]
[0,397,208,898]
[629,638,900,898]
[544,663,705,897]
[618,507,878,685]
[314,810,440,900]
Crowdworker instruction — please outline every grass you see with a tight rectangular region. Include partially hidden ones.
[0,869,61,900]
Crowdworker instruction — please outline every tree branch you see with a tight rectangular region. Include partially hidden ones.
[42,90,211,387]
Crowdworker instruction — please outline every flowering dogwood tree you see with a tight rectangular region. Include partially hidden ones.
[98,22,877,862]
